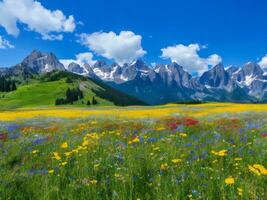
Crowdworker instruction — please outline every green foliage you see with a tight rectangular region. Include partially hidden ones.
[56,87,84,105]
[0,112,266,199]
[0,77,17,92]
[0,70,145,109]
[66,77,73,83]
[92,96,98,105]
[91,79,147,106]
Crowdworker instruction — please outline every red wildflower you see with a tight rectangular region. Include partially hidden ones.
[0,133,8,141]
[262,133,267,137]
[168,122,180,130]
[183,117,199,126]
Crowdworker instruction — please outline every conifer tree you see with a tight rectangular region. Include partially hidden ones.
[92,96,98,105]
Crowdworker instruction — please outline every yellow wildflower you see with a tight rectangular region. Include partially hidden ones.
[82,140,89,146]
[160,163,168,170]
[115,132,121,136]
[218,150,228,156]
[64,152,72,157]
[249,164,267,175]
[225,176,235,185]
[179,133,187,137]
[72,149,79,154]
[248,165,261,176]
[48,170,54,174]
[128,137,140,144]
[32,150,39,154]
[253,164,267,175]
[211,150,228,157]
[60,162,67,166]
[90,179,98,185]
[60,142,68,149]
[114,173,123,178]
[237,188,243,196]
[52,152,61,160]
[171,159,182,164]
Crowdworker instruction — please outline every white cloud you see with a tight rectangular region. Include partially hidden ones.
[76,52,95,65]
[0,35,14,49]
[60,52,95,68]
[206,54,222,66]
[161,43,222,74]
[258,55,267,70]
[0,0,75,40]
[42,34,63,41]
[79,31,146,64]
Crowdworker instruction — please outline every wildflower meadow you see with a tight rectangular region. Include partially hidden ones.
[0,103,266,199]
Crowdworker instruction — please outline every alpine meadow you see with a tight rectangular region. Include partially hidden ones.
[0,0,267,199]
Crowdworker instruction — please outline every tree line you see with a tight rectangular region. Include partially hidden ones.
[55,87,83,105]
[86,96,98,106]
[55,87,98,106]
[0,77,17,92]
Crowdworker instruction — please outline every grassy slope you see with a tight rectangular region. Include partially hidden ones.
[0,78,113,110]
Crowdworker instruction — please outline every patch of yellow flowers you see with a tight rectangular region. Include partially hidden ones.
[225,176,235,185]
[1,103,267,121]
[211,149,228,157]
[248,164,267,176]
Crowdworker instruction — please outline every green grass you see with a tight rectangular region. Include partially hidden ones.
[0,70,146,110]
[0,110,266,199]
[0,78,113,110]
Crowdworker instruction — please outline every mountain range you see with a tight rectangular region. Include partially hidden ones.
[1,50,267,105]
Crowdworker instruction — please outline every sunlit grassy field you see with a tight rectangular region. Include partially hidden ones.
[0,103,266,199]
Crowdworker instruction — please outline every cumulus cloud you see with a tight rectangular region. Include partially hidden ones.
[79,31,146,64]
[60,52,95,68]
[0,0,75,40]
[258,55,267,70]
[76,52,95,65]
[161,43,222,74]
[0,35,14,49]
[42,34,63,41]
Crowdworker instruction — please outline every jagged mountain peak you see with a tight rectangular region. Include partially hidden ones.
[199,63,230,88]
[93,60,108,68]
[242,62,263,76]
[67,62,86,74]
[21,50,65,73]
[227,66,240,75]
[205,63,225,73]
[169,62,184,70]
[130,59,150,71]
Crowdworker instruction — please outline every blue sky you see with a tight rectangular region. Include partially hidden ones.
[0,0,267,74]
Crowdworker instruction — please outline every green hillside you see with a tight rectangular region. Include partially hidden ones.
[0,71,146,110]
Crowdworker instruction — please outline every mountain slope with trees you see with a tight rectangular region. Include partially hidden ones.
[0,70,146,110]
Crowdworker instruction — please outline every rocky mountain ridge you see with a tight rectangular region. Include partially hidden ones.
[1,50,266,104]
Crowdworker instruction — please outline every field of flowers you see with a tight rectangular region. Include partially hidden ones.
[0,103,266,199]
